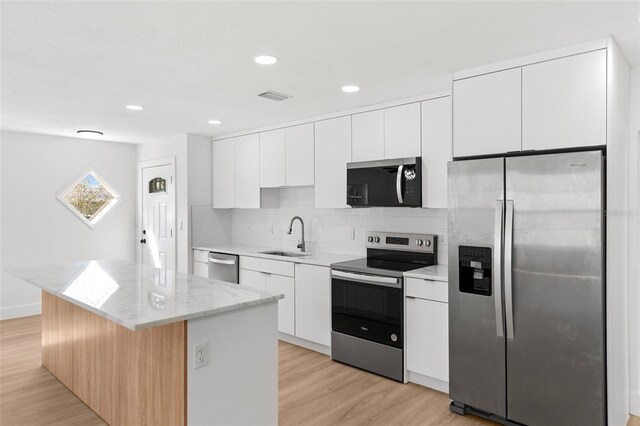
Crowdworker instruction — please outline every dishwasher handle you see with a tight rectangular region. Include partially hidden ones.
[208,255,237,265]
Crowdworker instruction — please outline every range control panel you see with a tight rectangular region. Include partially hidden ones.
[365,231,436,253]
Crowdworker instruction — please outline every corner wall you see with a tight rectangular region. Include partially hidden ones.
[0,131,137,319]
[628,65,640,417]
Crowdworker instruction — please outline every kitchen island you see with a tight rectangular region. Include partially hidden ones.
[10,259,282,426]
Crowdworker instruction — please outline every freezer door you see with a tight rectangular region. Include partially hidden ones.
[448,158,506,417]
[505,151,605,426]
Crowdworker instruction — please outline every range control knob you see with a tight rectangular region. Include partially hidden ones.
[415,239,423,246]
[374,236,381,243]
[367,236,374,243]
[424,239,431,247]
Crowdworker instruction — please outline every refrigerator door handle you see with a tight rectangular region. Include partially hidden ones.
[505,200,515,340]
[494,200,505,338]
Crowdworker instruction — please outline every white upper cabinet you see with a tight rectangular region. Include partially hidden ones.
[352,110,384,162]
[259,129,286,188]
[314,116,352,208]
[522,49,606,151]
[453,68,522,157]
[421,96,451,208]
[384,102,421,159]
[285,123,315,186]
[235,134,261,208]
[212,138,236,208]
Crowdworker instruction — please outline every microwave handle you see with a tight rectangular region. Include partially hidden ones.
[396,165,404,204]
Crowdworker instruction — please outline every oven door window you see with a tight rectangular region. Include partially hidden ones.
[332,277,403,348]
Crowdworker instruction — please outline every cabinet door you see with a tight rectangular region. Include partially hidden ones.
[522,49,606,151]
[239,269,265,290]
[453,68,521,157]
[285,123,315,186]
[384,103,421,159]
[259,129,286,188]
[406,297,449,382]
[266,274,295,335]
[421,97,451,208]
[294,264,330,346]
[193,262,209,278]
[352,110,384,161]
[212,138,236,208]
[314,116,352,208]
[235,134,261,208]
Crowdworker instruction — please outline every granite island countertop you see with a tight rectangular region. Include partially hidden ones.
[192,244,361,267]
[9,259,283,331]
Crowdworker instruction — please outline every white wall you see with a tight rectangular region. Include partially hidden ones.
[0,131,137,319]
[229,187,449,265]
[628,65,640,417]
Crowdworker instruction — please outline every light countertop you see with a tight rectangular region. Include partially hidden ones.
[403,264,449,282]
[192,244,361,267]
[9,259,283,331]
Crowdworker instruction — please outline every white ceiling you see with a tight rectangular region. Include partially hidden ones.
[1,1,639,145]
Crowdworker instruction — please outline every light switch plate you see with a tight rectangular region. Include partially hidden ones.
[347,227,355,240]
[194,343,208,369]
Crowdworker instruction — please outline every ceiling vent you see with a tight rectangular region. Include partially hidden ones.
[258,90,291,102]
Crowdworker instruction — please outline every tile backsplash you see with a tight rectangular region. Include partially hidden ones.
[227,187,448,265]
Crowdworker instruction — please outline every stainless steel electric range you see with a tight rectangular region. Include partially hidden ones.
[330,231,437,382]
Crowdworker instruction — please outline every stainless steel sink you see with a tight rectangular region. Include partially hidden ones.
[260,250,310,258]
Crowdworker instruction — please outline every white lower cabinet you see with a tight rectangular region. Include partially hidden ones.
[193,261,208,278]
[266,274,295,336]
[294,264,331,346]
[240,258,295,335]
[406,296,449,383]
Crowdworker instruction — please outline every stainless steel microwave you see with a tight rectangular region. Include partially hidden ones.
[346,157,421,207]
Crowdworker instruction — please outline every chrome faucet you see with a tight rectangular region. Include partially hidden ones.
[287,216,306,252]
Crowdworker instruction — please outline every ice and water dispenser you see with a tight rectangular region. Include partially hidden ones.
[458,246,492,296]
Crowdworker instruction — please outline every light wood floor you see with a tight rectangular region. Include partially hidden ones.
[1,316,639,426]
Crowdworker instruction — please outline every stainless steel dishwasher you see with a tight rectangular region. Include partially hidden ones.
[208,252,239,284]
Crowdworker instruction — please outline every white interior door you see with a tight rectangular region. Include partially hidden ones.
[141,162,175,280]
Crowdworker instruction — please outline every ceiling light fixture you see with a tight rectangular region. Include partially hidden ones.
[208,119,222,125]
[341,85,360,93]
[125,105,144,111]
[77,130,104,136]
[254,55,278,65]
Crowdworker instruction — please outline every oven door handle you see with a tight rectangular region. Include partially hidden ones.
[331,270,401,288]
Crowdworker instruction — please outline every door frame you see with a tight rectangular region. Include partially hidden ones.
[137,156,176,268]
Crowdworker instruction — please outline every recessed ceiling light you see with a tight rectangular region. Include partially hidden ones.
[341,85,360,93]
[77,130,103,136]
[254,55,278,65]
[125,105,144,111]
[208,119,222,125]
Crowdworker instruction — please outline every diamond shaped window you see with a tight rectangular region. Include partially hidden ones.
[58,170,120,228]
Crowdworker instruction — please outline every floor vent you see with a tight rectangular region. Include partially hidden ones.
[258,90,291,101]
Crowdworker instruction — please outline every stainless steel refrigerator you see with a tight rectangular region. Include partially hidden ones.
[447,151,605,426]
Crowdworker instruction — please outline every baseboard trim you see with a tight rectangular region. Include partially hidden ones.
[408,370,449,394]
[0,303,41,320]
[278,333,330,356]
[631,390,640,416]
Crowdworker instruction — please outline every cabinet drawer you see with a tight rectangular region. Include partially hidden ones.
[406,277,448,302]
[193,250,209,263]
[240,256,294,277]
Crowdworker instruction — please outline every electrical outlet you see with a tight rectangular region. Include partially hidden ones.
[347,227,355,240]
[438,233,447,246]
[194,343,208,369]
[269,224,274,235]
[247,223,252,232]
